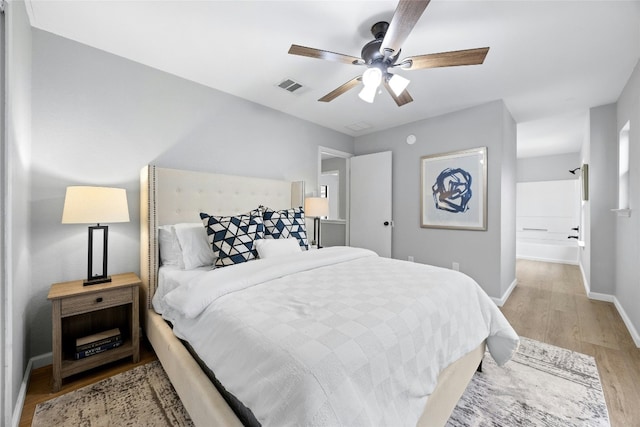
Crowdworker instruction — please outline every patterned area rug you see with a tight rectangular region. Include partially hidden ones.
[33,338,609,426]
[32,361,194,427]
[448,336,610,426]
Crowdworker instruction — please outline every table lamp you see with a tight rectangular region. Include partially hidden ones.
[62,186,130,285]
[304,197,329,248]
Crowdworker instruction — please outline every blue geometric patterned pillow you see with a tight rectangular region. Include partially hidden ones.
[260,206,308,250]
[200,209,264,267]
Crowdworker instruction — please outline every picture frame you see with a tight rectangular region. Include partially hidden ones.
[420,147,487,230]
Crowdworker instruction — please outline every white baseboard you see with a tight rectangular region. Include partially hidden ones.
[587,292,615,303]
[492,278,518,307]
[516,255,579,266]
[579,262,590,295]
[586,290,639,348]
[578,262,639,347]
[613,297,640,347]
[12,352,52,427]
[31,352,52,369]
[11,359,32,427]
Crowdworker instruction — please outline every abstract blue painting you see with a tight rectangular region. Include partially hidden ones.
[432,167,473,213]
[421,147,487,230]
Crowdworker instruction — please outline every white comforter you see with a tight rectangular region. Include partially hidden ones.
[160,246,519,427]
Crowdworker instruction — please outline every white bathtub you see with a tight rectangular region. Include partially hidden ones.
[516,236,579,264]
[516,180,581,265]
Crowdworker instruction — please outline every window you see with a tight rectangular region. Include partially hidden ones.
[619,121,630,209]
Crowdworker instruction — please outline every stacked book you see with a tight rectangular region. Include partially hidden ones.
[74,328,122,360]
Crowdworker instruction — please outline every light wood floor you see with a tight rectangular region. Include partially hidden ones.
[501,259,640,427]
[18,339,157,426]
[19,260,640,426]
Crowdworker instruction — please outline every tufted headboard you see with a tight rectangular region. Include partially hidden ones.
[139,165,305,323]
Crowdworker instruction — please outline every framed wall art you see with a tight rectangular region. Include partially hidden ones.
[581,163,589,201]
[420,147,487,230]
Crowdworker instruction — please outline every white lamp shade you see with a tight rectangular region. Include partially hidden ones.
[362,67,383,88]
[304,197,329,217]
[62,186,130,224]
[358,85,378,103]
[388,73,410,96]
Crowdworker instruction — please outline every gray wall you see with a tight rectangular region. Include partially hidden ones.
[615,60,640,337]
[517,152,581,183]
[500,106,517,296]
[353,100,517,300]
[578,61,640,341]
[28,29,353,358]
[3,1,32,423]
[587,104,617,296]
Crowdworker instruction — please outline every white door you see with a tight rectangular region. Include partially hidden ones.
[349,151,392,257]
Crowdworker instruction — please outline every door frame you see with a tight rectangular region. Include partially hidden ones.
[1,7,8,424]
[317,146,352,245]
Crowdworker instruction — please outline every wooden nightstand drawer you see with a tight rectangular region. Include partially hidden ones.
[61,287,132,317]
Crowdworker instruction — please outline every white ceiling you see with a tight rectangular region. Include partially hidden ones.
[25,1,640,158]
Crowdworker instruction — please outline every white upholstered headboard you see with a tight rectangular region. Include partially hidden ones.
[139,165,305,319]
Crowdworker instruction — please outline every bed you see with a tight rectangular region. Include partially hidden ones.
[140,165,519,427]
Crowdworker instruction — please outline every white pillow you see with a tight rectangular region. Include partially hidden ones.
[254,238,302,259]
[173,223,216,270]
[158,226,184,268]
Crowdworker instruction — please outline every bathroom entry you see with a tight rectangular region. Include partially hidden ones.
[516,180,581,264]
[318,147,351,247]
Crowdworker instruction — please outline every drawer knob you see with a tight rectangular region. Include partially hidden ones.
[96,297,103,303]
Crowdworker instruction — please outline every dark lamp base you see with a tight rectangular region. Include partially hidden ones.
[83,276,112,286]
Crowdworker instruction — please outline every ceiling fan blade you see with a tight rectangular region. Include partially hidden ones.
[380,0,431,55]
[289,45,363,66]
[383,81,413,107]
[401,47,490,70]
[318,76,362,102]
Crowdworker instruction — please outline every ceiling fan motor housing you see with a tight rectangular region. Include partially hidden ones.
[362,21,400,71]
[371,21,389,40]
[361,39,384,65]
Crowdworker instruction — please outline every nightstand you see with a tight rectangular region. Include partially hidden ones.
[47,272,140,392]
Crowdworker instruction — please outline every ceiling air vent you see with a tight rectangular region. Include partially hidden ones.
[346,121,373,132]
[277,78,306,94]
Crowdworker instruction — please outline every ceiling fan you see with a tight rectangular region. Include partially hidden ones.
[288,0,489,106]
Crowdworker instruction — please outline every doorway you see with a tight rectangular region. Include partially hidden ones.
[317,147,351,247]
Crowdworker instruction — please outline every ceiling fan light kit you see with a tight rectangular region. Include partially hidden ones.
[362,67,383,87]
[288,0,490,107]
[359,67,383,103]
[358,84,378,103]
[388,73,410,97]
